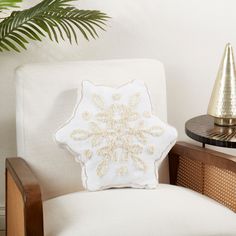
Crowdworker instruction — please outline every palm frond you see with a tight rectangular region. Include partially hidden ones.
[0,0,109,52]
[0,0,22,11]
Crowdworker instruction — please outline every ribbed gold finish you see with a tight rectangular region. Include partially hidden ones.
[208,43,236,126]
[214,117,236,126]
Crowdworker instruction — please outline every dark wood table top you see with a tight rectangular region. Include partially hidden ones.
[185,115,236,148]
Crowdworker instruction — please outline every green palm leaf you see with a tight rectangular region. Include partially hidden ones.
[0,0,109,52]
[0,0,22,11]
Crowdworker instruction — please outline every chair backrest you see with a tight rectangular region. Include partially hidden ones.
[16,59,168,200]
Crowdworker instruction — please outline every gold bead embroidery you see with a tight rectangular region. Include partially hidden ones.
[129,93,140,108]
[147,145,155,155]
[84,149,93,159]
[82,111,92,121]
[143,111,151,118]
[71,129,89,140]
[112,93,121,101]
[97,160,109,177]
[92,94,105,109]
[117,166,128,176]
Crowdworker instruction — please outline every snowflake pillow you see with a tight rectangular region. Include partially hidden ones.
[55,80,177,191]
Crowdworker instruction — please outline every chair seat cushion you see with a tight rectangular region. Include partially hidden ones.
[43,184,236,236]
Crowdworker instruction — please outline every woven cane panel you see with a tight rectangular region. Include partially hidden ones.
[176,156,203,193]
[176,156,236,212]
[204,165,236,212]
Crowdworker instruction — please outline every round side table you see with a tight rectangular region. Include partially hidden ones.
[185,115,236,148]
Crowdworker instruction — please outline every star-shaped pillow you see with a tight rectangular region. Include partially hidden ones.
[55,80,177,191]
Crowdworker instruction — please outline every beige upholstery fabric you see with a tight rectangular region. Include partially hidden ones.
[15,59,168,200]
[43,184,236,236]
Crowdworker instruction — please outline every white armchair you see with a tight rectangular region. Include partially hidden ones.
[6,59,236,236]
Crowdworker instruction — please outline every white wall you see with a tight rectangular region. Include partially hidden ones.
[1,0,236,226]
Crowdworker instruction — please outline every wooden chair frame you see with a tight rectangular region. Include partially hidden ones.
[5,141,236,236]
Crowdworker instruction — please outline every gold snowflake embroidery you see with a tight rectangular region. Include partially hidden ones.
[143,111,151,118]
[84,149,93,159]
[117,166,128,176]
[112,93,121,101]
[147,145,155,155]
[71,93,164,177]
[82,111,92,121]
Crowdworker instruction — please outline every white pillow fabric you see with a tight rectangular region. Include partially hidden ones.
[55,80,177,191]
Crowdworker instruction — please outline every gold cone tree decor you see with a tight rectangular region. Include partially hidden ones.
[208,43,236,126]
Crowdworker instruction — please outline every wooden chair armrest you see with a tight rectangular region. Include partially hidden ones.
[169,141,236,212]
[6,157,44,236]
